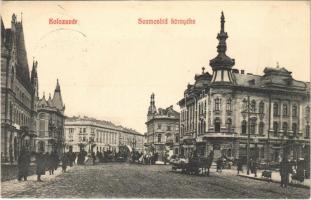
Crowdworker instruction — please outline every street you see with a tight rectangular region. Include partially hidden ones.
[1,163,309,198]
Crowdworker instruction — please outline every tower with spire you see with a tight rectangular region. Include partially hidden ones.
[209,11,235,84]
[147,93,157,121]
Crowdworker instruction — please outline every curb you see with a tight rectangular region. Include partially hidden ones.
[237,174,310,189]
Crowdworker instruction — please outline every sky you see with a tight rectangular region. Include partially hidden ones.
[1,1,310,133]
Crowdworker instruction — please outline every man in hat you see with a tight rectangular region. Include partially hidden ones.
[36,149,46,182]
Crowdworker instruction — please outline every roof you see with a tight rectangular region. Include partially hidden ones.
[2,16,33,93]
[65,116,144,136]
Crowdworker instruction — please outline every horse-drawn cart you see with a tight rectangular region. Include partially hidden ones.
[171,156,213,176]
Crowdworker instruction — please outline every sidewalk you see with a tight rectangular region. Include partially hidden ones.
[237,168,310,189]
[1,166,71,198]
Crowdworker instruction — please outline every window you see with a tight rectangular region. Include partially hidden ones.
[292,105,298,117]
[167,125,171,131]
[83,128,86,133]
[226,118,232,132]
[306,106,310,119]
[259,101,264,114]
[250,118,256,134]
[226,98,232,112]
[292,123,297,136]
[273,103,279,117]
[157,134,162,143]
[241,120,247,134]
[175,136,179,143]
[259,122,264,135]
[250,100,256,113]
[79,128,82,133]
[283,122,288,135]
[306,125,310,138]
[157,124,161,130]
[214,118,221,132]
[214,97,221,111]
[273,122,278,136]
[283,104,288,116]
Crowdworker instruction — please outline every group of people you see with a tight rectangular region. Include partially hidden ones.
[17,148,76,182]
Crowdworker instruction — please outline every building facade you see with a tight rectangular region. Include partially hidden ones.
[1,14,38,162]
[64,116,144,153]
[36,80,66,155]
[145,94,180,161]
[1,14,66,162]
[177,12,310,162]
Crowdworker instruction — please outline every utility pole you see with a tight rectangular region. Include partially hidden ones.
[247,96,251,175]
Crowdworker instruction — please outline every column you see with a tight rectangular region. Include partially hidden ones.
[299,104,303,134]
[210,96,214,129]
[280,100,283,132]
[289,101,293,132]
[221,97,226,130]
[205,98,209,133]
[269,101,274,132]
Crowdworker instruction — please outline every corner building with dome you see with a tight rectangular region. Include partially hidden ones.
[177,12,310,164]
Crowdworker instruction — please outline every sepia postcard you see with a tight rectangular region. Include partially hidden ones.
[0,1,310,199]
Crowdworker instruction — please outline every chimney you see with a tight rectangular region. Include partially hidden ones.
[241,70,245,74]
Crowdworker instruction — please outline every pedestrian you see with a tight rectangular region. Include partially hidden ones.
[237,158,243,175]
[91,152,96,165]
[47,152,55,175]
[62,154,69,172]
[216,158,223,173]
[280,158,290,188]
[17,147,31,181]
[36,150,45,182]
[51,150,59,171]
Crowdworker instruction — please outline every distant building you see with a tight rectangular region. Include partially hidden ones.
[36,79,66,155]
[145,93,180,161]
[64,116,144,153]
[177,12,310,162]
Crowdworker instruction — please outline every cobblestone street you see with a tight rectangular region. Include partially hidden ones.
[1,163,310,198]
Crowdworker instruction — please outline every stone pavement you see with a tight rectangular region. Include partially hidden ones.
[1,166,71,198]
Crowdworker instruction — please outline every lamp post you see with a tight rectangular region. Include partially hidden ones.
[254,137,259,177]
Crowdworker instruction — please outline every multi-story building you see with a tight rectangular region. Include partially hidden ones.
[36,80,65,155]
[177,12,310,162]
[1,14,66,162]
[1,14,39,162]
[64,116,144,153]
[145,93,180,161]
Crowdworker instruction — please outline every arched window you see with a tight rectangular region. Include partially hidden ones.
[250,118,256,134]
[273,122,278,136]
[39,113,46,137]
[292,105,298,117]
[273,103,279,117]
[306,125,310,138]
[242,120,247,134]
[283,122,288,134]
[226,98,232,112]
[259,101,264,114]
[214,118,221,132]
[292,123,297,136]
[250,100,256,112]
[283,104,288,117]
[214,97,221,111]
[306,106,310,118]
[259,122,264,135]
[226,118,232,132]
